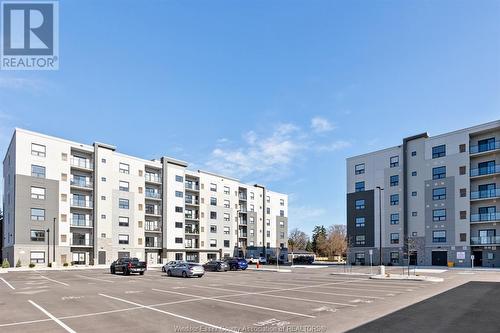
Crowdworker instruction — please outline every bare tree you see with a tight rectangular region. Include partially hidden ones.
[325,225,347,260]
[288,228,309,252]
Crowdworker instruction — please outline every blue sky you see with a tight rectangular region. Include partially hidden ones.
[0,0,499,236]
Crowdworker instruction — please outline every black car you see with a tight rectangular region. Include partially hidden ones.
[110,257,146,275]
[203,260,229,272]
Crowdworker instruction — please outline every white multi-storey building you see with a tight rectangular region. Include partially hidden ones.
[346,120,500,267]
[1,129,288,267]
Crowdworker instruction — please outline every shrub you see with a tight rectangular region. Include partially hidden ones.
[63,262,69,267]
[15,259,21,268]
[1,259,10,268]
[29,263,35,268]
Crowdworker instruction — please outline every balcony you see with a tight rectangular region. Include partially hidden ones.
[239,218,247,225]
[70,199,93,209]
[145,174,161,183]
[70,179,93,189]
[470,140,500,155]
[184,241,199,249]
[185,183,200,191]
[145,226,162,233]
[145,207,161,216]
[470,189,500,201]
[145,241,161,248]
[70,158,93,170]
[239,232,248,238]
[70,238,93,247]
[470,165,500,178]
[239,193,247,201]
[145,192,161,200]
[185,213,199,220]
[185,227,199,235]
[70,218,93,228]
[471,236,500,246]
[185,198,199,205]
[470,212,500,223]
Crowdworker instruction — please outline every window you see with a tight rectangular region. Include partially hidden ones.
[460,233,467,242]
[30,230,45,241]
[390,233,399,244]
[119,216,129,227]
[175,222,183,228]
[433,209,446,221]
[412,211,418,217]
[119,181,129,192]
[390,175,399,186]
[175,175,183,182]
[280,199,285,206]
[411,191,417,197]
[210,211,217,219]
[266,230,271,237]
[119,199,129,209]
[390,194,399,205]
[355,217,365,227]
[459,166,466,175]
[433,231,446,243]
[224,240,230,248]
[266,196,270,203]
[249,217,255,224]
[101,214,106,219]
[101,158,106,163]
[250,192,254,200]
[101,177,106,182]
[31,165,46,178]
[460,211,467,220]
[224,213,230,222]
[224,200,230,208]
[266,219,270,226]
[432,166,446,180]
[390,156,399,167]
[210,183,217,192]
[433,187,446,200]
[459,144,466,153]
[412,232,417,236]
[432,145,446,158]
[175,206,183,213]
[355,235,365,245]
[101,196,106,201]
[119,163,130,174]
[412,171,417,176]
[460,188,467,197]
[390,252,399,264]
[175,237,183,244]
[31,187,45,200]
[175,191,183,198]
[355,181,365,192]
[224,186,230,195]
[279,220,285,228]
[31,208,45,221]
[224,226,230,235]
[411,151,417,156]
[355,163,365,175]
[210,197,217,206]
[355,199,365,210]
[266,207,271,214]
[390,213,399,225]
[31,143,46,157]
[210,239,217,247]
[118,234,129,244]
[250,204,255,212]
[30,251,45,264]
[355,252,365,264]
[210,225,217,233]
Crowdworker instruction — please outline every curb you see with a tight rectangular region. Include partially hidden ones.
[246,268,292,273]
[370,274,444,282]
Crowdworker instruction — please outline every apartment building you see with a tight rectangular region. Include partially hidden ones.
[346,120,500,267]
[1,129,288,267]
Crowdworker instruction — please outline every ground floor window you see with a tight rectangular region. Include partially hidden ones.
[186,253,199,263]
[30,251,45,264]
[390,252,399,264]
[72,252,86,265]
[207,253,217,260]
[355,252,365,265]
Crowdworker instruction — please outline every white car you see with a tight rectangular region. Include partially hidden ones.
[162,260,185,272]
[247,257,267,264]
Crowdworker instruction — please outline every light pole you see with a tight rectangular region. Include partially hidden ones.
[53,218,56,266]
[46,228,50,267]
[376,186,384,266]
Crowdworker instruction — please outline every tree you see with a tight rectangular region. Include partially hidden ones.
[288,228,309,252]
[311,225,328,256]
[325,225,347,259]
[305,240,313,252]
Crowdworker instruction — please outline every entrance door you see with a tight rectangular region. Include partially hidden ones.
[72,252,85,265]
[409,251,417,265]
[432,251,447,266]
[147,252,156,265]
[98,251,106,265]
[473,251,483,267]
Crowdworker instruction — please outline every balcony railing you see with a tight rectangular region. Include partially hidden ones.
[239,233,248,238]
[470,212,500,222]
[145,192,161,199]
[470,188,500,200]
[145,208,160,215]
[70,179,93,188]
[185,183,200,191]
[185,213,199,220]
[145,174,161,183]
[470,165,500,177]
[70,219,92,227]
[145,226,162,232]
[239,193,247,200]
[185,198,199,205]
[70,238,93,246]
[145,242,161,248]
[471,236,500,245]
[70,199,93,208]
[470,140,500,154]
[70,158,93,169]
[185,228,199,234]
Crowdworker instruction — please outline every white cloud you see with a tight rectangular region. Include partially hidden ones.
[311,117,335,133]
[316,140,352,152]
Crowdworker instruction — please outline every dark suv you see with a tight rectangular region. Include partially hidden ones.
[224,257,248,270]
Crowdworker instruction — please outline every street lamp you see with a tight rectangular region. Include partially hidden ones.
[53,218,56,266]
[376,186,384,266]
[46,228,50,267]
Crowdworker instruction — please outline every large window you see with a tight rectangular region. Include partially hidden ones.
[31,165,46,178]
[390,213,399,225]
[210,197,217,206]
[224,240,230,248]
[210,239,217,247]
[433,231,446,243]
[224,213,230,222]
[433,187,446,200]
[30,230,45,242]
[175,237,183,244]
[355,217,365,227]
[31,208,45,221]
[175,175,183,182]
[210,183,217,192]
[119,181,129,192]
[175,191,183,198]
[355,163,365,175]
[210,225,217,233]
[355,199,365,210]
[31,187,46,200]
[224,186,230,195]
[31,143,46,157]
[224,226,230,235]
[119,216,129,227]
[355,181,365,192]
[355,252,365,264]
[390,252,399,264]
[390,194,399,205]
[30,251,45,264]
[433,209,446,221]
[355,235,365,245]
[118,234,129,244]
[119,163,130,174]
[390,233,399,244]
[390,175,399,187]
[210,211,217,219]
[432,166,446,179]
[390,156,399,167]
[224,199,230,208]
[432,145,446,158]
[119,199,129,209]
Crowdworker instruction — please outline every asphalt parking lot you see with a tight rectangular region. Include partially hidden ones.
[0,266,498,333]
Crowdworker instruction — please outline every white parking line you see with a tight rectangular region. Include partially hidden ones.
[99,293,239,333]
[39,275,69,287]
[75,275,113,283]
[0,277,15,290]
[152,288,316,318]
[320,285,404,293]
[28,300,77,333]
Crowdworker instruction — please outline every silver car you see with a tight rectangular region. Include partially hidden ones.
[167,263,205,278]
[162,260,185,272]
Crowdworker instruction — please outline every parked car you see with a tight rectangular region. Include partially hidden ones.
[247,256,267,264]
[224,257,248,270]
[203,260,229,272]
[166,262,204,278]
[162,260,185,272]
[110,257,147,275]
[268,256,286,265]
